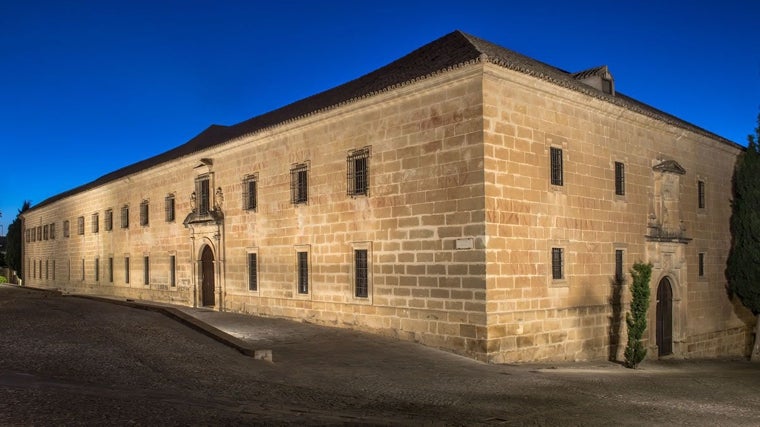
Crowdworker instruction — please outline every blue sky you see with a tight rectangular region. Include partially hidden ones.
[1,0,759,233]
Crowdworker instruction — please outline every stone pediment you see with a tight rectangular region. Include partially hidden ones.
[653,160,686,175]
[183,209,224,227]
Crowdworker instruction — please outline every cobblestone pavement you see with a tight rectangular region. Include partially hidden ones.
[1,285,759,426]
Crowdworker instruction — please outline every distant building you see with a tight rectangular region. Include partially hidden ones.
[21,31,753,362]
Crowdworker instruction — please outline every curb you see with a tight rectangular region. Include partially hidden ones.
[70,295,272,361]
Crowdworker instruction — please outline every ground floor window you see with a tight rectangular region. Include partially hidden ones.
[297,251,309,294]
[248,252,258,291]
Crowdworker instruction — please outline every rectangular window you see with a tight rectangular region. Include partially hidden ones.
[108,257,114,283]
[615,249,624,283]
[297,251,309,294]
[95,258,100,282]
[698,252,705,277]
[77,217,84,235]
[43,225,48,240]
[550,147,563,186]
[140,200,149,226]
[105,209,113,231]
[81,259,85,281]
[50,223,55,239]
[45,260,49,280]
[347,147,370,196]
[37,226,42,241]
[355,249,368,298]
[196,176,211,215]
[121,205,129,229]
[32,260,36,279]
[243,175,258,211]
[290,163,309,204]
[165,195,175,222]
[25,229,30,243]
[551,248,564,280]
[92,213,99,233]
[143,256,150,285]
[52,260,55,281]
[63,220,70,238]
[248,253,258,291]
[125,257,130,284]
[169,255,176,287]
[614,162,625,196]
[698,180,706,209]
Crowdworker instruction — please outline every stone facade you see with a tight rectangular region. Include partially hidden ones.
[21,31,754,362]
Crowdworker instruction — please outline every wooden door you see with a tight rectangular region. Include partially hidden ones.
[201,246,215,307]
[656,277,673,356]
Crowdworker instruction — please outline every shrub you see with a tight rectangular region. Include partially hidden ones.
[624,262,652,369]
[0,276,7,284]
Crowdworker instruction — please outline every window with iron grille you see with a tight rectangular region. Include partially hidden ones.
[63,220,70,238]
[297,251,308,294]
[95,258,100,282]
[614,162,625,196]
[355,249,368,298]
[243,175,258,211]
[43,225,48,240]
[615,250,624,283]
[551,248,564,280]
[77,217,84,235]
[165,195,175,222]
[50,223,55,239]
[698,180,706,209]
[698,252,705,277]
[347,147,370,197]
[196,175,211,215]
[108,257,114,283]
[81,259,85,281]
[125,257,130,284]
[92,213,99,233]
[25,230,30,243]
[140,200,149,226]
[121,205,129,228]
[37,226,42,240]
[290,163,309,204]
[169,255,176,287]
[248,253,258,291]
[105,209,113,231]
[143,256,150,285]
[550,147,563,186]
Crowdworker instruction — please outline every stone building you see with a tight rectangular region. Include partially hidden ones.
[21,31,753,363]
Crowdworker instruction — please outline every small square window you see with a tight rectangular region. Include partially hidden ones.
[550,147,563,186]
[551,247,564,280]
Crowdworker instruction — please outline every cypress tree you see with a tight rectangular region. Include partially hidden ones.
[727,113,760,361]
[624,262,652,369]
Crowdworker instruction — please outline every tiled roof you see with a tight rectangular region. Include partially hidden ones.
[28,30,739,211]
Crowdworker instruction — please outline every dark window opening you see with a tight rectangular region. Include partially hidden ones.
[291,163,309,204]
[77,217,84,235]
[196,176,211,215]
[140,201,149,226]
[169,255,176,287]
[297,251,308,294]
[552,248,564,280]
[105,209,113,231]
[121,206,129,229]
[347,147,370,196]
[143,256,150,285]
[698,252,705,277]
[550,147,563,186]
[615,162,625,196]
[248,253,258,291]
[125,257,130,284]
[355,249,368,298]
[243,175,258,211]
[165,195,175,222]
[92,213,99,233]
[698,180,706,209]
[615,250,624,283]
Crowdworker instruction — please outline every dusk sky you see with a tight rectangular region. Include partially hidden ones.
[1,0,759,233]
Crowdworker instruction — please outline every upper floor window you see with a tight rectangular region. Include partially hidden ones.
[165,195,175,222]
[551,247,564,280]
[243,175,258,211]
[49,223,55,240]
[347,147,370,197]
[614,162,625,196]
[121,205,129,229]
[698,252,706,278]
[196,175,211,215]
[63,220,70,238]
[105,209,113,231]
[698,180,706,209]
[290,163,309,205]
[43,225,48,240]
[550,147,563,186]
[140,200,149,226]
[37,226,42,241]
[91,213,99,233]
[77,216,85,235]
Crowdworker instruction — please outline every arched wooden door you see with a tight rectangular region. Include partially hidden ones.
[201,246,215,307]
[656,277,673,356]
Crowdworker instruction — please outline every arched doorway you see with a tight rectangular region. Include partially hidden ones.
[200,246,215,307]
[656,277,673,356]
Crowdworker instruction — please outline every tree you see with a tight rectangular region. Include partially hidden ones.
[727,113,760,362]
[5,201,31,281]
[624,262,652,369]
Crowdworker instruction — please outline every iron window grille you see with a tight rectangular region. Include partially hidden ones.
[140,200,149,226]
[95,258,100,282]
[698,180,706,209]
[347,147,370,197]
[105,209,113,231]
[550,147,563,186]
[81,259,85,281]
[196,176,211,215]
[614,162,625,196]
[125,257,130,284]
[92,213,99,233]
[551,248,564,280]
[165,195,175,222]
[290,163,309,205]
[355,249,368,298]
[108,257,114,283]
[37,226,41,240]
[143,256,150,285]
[615,250,624,283]
[248,253,258,291]
[169,255,176,287]
[50,223,55,239]
[121,206,129,229]
[243,175,258,211]
[698,253,705,277]
[63,220,70,238]
[43,225,48,240]
[77,217,84,235]
[297,251,309,294]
